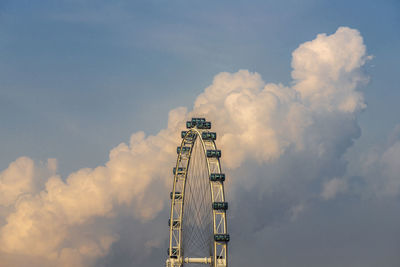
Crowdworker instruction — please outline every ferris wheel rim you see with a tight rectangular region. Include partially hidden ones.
[167,119,228,267]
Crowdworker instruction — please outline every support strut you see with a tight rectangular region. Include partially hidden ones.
[184,257,212,264]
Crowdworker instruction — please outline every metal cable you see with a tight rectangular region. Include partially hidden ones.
[182,136,213,266]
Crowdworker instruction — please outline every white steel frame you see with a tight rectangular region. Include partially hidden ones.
[166,125,228,267]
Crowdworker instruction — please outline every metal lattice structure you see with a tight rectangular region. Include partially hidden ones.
[166,118,229,267]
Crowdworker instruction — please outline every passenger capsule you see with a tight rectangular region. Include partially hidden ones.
[214,234,230,242]
[206,149,221,158]
[177,146,191,154]
[210,173,225,182]
[197,121,211,129]
[182,131,196,140]
[170,192,183,200]
[192,117,206,124]
[186,121,194,129]
[202,132,217,140]
[168,247,179,258]
[168,219,180,227]
[186,117,206,129]
[173,167,186,175]
[212,202,228,210]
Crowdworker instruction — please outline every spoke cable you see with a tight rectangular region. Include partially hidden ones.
[182,135,213,265]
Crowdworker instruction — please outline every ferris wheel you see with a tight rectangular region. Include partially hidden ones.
[166,118,229,267]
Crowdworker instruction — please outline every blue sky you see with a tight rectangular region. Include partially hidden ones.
[1,0,398,176]
[0,1,400,266]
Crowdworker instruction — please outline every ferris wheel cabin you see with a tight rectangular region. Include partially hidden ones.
[186,118,211,129]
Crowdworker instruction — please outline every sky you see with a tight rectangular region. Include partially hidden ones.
[0,1,399,266]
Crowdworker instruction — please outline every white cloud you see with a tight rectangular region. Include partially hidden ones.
[0,157,36,207]
[0,157,56,209]
[292,26,370,113]
[0,26,371,266]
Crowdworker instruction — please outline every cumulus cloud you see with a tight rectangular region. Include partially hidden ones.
[0,157,36,207]
[0,157,56,207]
[292,27,370,113]
[0,27,372,266]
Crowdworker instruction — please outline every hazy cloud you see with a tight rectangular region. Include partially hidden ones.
[321,178,348,200]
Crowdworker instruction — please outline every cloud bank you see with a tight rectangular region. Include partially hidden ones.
[1,27,389,266]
